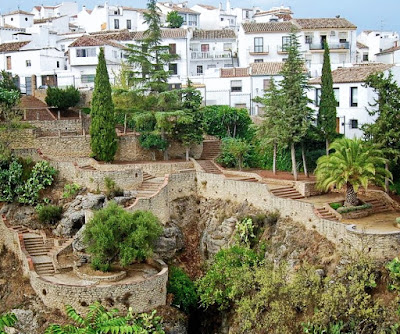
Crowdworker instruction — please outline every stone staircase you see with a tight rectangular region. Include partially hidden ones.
[19,96,55,121]
[136,175,165,198]
[366,198,393,213]
[197,160,223,174]
[143,171,155,182]
[225,175,258,182]
[270,186,305,200]
[315,207,338,221]
[200,140,221,160]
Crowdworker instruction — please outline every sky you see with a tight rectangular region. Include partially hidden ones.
[1,0,399,33]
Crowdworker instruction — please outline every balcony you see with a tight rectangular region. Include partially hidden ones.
[249,46,269,56]
[277,45,289,54]
[309,42,350,51]
[191,51,232,60]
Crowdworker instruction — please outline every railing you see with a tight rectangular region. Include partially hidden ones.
[249,45,269,54]
[309,42,350,50]
[277,45,289,53]
[191,51,232,60]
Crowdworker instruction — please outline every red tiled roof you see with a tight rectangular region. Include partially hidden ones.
[192,29,236,39]
[293,18,356,30]
[220,67,249,77]
[3,10,34,16]
[0,41,30,52]
[376,45,400,55]
[250,62,284,75]
[242,21,298,34]
[69,35,125,49]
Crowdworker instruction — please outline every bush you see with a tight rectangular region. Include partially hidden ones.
[104,177,123,199]
[36,205,62,224]
[387,257,400,291]
[337,203,372,214]
[45,86,80,110]
[83,202,163,271]
[217,137,251,170]
[62,183,81,199]
[138,133,167,160]
[396,217,400,224]
[329,202,342,210]
[167,267,198,313]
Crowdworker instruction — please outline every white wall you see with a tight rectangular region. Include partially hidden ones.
[2,13,34,29]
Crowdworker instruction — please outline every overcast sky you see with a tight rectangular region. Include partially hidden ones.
[2,0,399,33]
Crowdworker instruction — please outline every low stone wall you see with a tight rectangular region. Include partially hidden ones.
[34,89,93,108]
[36,135,92,158]
[28,119,84,136]
[295,181,324,197]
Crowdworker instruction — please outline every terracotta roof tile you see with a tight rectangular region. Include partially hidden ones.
[122,7,148,13]
[197,4,218,10]
[357,42,368,49]
[159,3,199,14]
[192,29,236,39]
[89,28,187,41]
[309,64,394,84]
[34,16,65,24]
[376,46,400,55]
[220,67,249,78]
[250,62,284,75]
[242,21,298,34]
[0,41,30,52]
[293,18,356,30]
[69,35,125,49]
[3,10,34,16]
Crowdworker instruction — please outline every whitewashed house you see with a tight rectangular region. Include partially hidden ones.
[252,6,293,23]
[33,15,71,34]
[189,29,237,76]
[192,1,236,30]
[157,2,200,28]
[31,3,79,20]
[308,64,399,138]
[375,45,400,65]
[357,30,399,63]
[356,41,369,63]
[1,10,34,29]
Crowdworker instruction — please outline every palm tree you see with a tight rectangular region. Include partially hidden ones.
[315,138,392,207]
[0,313,17,334]
[45,302,164,334]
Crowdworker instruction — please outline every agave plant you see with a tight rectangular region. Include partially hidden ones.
[315,138,392,206]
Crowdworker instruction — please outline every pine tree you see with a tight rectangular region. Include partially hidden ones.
[279,31,312,181]
[318,42,337,155]
[126,0,179,93]
[90,48,118,162]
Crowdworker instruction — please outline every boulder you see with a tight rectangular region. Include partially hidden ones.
[8,309,39,334]
[154,222,184,260]
[81,193,106,210]
[72,225,87,252]
[54,210,85,236]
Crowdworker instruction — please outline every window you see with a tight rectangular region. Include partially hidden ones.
[254,59,263,63]
[76,48,96,57]
[254,37,263,53]
[315,88,321,106]
[60,44,65,51]
[56,61,60,68]
[6,56,11,70]
[350,87,358,107]
[263,79,271,91]
[245,10,250,19]
[169,63,178,75]
[81,74,95,83]
[231,80,242,92]
[201,44,209,52]
[197,65,203,75]
[221,18,224,21]
[112,50,118,58]
[126,19,131,29]
[350,119,358,129]
[223,43,232,51]
[26,60,31,67]
[305,35,313,44]
[25,17,28,21]
[169,43,177,55]
[282,36,291,49]
[339,32,348,43]
[114,19,119,29]
[188,14,197,26]
[333,88,340,107]
[363,53,369,61]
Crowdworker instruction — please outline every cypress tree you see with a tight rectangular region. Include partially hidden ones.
[318,42,337,155]
[90,48,118,162]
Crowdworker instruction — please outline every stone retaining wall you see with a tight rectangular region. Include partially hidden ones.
[28,119,84,135]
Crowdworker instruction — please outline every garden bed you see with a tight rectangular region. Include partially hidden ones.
[330,201,373,219]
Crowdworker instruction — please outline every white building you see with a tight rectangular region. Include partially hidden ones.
[31,3,79,20]
[33,16,71,34]
[375,46,400,64]
[1,10,35,29]
[189,29,237,76]
[252,6,292,23]
[357,30,399,63]
[308,64,399,138]
[157,2,200,28]
[192,1,236,30]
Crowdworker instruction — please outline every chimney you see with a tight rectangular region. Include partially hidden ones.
[226,0,231,14]
[219,2,222,10]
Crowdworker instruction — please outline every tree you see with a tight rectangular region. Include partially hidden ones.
[220,137,250,170]
[83,202,162,272]
[45,302,165,334]
[45,86,80,111]
[0,312,17,334]
[126,0,179,93]
[315,138,392,206]
[139,132,168,160]
[279,31,313,181]
[255,79,284,174]
[166,11,184,28]
[90,47,118,162]
[363,72,400,191]
[317,42,338,155]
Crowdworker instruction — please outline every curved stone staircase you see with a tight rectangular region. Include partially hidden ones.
[270,186,305,200]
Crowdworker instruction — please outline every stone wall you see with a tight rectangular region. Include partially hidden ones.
[294,181,324,197]
[34,89,93,108]
[28,119,84,136]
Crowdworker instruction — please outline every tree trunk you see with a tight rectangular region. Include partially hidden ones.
[238,156,243,171]
[326,138,329,156]
[164,149,168,161]
[273,142,277,175]
[385,162,390,193]
[301,142,308,178]
[185,147,189,161]
[344,182,359,207]
[151,151,156,161]
[291,142,298,181]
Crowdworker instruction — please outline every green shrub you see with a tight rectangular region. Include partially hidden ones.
[139,133,168,160]
[396,217,400,224]
[329,202,342,210]
[167,266,198,313]
[104,177,123,199]
[235,218,255,247]
[390,180,400,195]
[386,257,400,291]
[62,183,81,199]
[337,203,372,214]
[45,86,80,110]
[83,202,163,271]
[81,107,91,115]
[217,137,251,170]
[36,205,62,224]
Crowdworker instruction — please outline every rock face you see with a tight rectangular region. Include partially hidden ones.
[0,203,36,227]
[7,309,39,334]
[154,222,184,260]
[54,193,106,237]
[72,225,87,252]
[200,217,237,259]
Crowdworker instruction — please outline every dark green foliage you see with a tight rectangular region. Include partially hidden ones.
[167,266,198,313]
[0,158,57,205]
[318,42,338,152]
[330,202,342,210]
[166,10,184,28]
[0,71,21,121]
[126,0,179,92]
[386,257,400,291]
[0,71,19,92]
[202,105,251,139]
[336,203,372,214]
[83,202,162,271]
[104,176,123,199]
[45,302,165,334]
[36,205,62,224]
[90,48,118,162]
[45,86,80,111]
[0,312,17,334]
[139,133,168,160]
[62,183,81,199]
[217,137,251,170]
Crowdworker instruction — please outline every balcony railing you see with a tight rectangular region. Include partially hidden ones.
[191,51,232,60]
[249,45,269,55]
[309,42,350,50]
